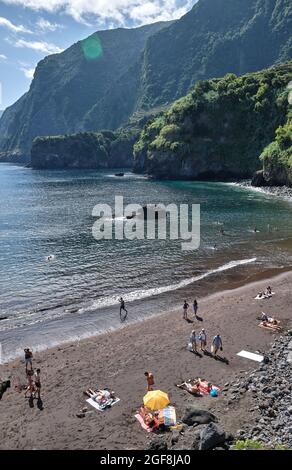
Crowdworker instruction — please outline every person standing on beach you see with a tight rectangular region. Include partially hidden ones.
[25,370,35,398]
[119,297,128,321]
[198,328,207,352]
[24,348,33,373]
[145,371,155,391]
[190,330,197,353]
[212,334,223,356]
[34,368,41,399]
[183,300,189,320]
[193,299,198,316]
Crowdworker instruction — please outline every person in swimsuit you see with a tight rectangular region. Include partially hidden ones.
[25,370,35,398]
[145,371,155,391]
[119,297,128,321]
[24,348,33,373]
[193,299,198,316]
[34,368,41,399]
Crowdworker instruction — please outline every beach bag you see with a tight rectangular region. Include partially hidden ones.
[187,342,193,351]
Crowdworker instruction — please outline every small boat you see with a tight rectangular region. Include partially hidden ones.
[115,172,124,177]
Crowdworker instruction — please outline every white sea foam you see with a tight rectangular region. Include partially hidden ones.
[78,257,257,313]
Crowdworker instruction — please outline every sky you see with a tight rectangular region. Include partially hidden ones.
[0,0,196,110]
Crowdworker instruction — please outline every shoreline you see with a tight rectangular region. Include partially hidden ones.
[231,180,292,202]
[0,265,290,366]
[0,270,291,449]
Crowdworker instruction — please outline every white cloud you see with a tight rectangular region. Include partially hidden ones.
[0,16,32,33]
[1,1,196,26]
[36,17,63,32]
[20,66,35,79]
[0,53,7,60]
[9,38,64,54]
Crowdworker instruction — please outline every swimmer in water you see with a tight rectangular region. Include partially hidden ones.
[46,255,54,261]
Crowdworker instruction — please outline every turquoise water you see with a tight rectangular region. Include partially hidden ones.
[1,163,292,361]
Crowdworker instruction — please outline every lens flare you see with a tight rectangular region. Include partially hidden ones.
[81,34,103,60]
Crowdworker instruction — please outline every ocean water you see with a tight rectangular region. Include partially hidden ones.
[1,163,292,362]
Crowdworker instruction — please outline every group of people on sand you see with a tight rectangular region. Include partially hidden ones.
[24,348,42,401]
[257,286,272,299]
[189,329,223,356]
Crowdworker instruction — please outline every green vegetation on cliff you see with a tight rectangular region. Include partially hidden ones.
[31,121,143,169]
[134,62,292,180]
[259,120,292,185]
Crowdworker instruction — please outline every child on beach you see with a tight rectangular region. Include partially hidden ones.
[145,371,155,391]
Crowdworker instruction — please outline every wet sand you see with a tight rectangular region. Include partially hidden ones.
[0,271,291,450]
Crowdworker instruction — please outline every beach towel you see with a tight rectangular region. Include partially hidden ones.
[86,396,120,412]
[237,350,264,362]
[258,322,281,331]
[255,292,274,300]
[135,413,153,432]
[163,406,176,427]
[198,380,220,395]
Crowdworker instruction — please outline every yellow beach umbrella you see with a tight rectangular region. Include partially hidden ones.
[143,390,170,410]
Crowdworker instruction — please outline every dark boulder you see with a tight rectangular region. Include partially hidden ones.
[182,406,218,426]
[148,435,168,451]
[251,170,268,187]
[199,422,226,450]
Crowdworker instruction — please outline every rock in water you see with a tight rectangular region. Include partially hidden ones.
[199,423,226,450]
[182,406,218,426]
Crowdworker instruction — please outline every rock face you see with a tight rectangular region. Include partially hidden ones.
[134,62,292,180]
[199,423,226,450]
[1,0,291,163]
[0,21,170,162]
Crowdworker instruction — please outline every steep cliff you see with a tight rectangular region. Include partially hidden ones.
[0,0,291,163]
[0,21,171,162]
[133,62,292,180]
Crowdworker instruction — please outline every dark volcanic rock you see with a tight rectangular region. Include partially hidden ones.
[182,407,218,426]
[199,423,226,450]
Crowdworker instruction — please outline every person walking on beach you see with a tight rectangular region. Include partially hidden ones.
[193,299,198,316]
[198,328,207,352]
[189,330,197,353]
[24,348,33,373]
[212,334,223,356]
[183,300,189,320]
[119,297,128,321]
[25,369,35,398]
[34,368,41,399]
[145,371,155,391]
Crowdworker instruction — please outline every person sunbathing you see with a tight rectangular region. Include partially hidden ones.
[177,380,201,395]
[261,312,269,322]
[85,388,115,403]
[139,406,159,429]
